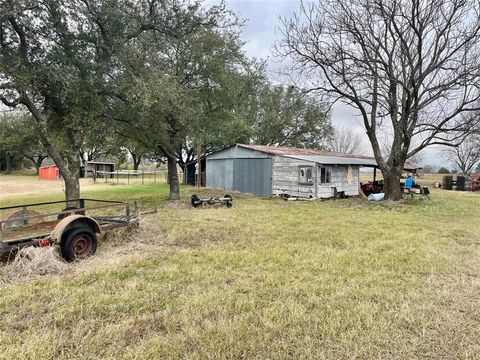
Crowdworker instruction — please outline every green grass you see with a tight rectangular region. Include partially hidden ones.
[2,169,38,176]
[1,181,480,359]
[0,182,170,206]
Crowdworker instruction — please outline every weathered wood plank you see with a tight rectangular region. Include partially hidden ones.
[272,156,360,198]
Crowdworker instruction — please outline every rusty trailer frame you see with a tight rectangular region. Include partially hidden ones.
[0,198,138,258]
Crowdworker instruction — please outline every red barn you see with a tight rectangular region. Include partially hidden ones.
[38,165,60,180]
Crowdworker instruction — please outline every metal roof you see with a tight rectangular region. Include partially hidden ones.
[238,144,375,160]
[239,144,421,170]
[206,144,421,170]
[284,154,378,166]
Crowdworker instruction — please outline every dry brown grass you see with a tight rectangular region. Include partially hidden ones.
[0,174,122,201]
[0,185,479,359]
[1,247,68,284]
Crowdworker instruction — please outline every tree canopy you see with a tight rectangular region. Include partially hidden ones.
[0,113,48,173]
[0,0,235,200]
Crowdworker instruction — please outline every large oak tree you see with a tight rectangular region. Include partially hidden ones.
[0,0,207,202]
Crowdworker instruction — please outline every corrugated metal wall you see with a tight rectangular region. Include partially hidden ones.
[206,145,273,196]
[206,159,234,191]
[206,158,273,196]
[233,158,272,196]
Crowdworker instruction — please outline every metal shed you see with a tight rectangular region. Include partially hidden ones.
[206,145,273,196]
[205,144,378,198]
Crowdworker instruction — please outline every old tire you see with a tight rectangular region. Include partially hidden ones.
[191,194,200,208]
[224,194,233,208]
[60,228,97,262]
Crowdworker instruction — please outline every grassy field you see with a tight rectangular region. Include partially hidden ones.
[0,172,169,202]
[1,175,479,359]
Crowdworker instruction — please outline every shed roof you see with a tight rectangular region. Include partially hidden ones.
[237,144,422,170]
[284,154,378,166]
[237,144,374,160]
[206,144,421,170]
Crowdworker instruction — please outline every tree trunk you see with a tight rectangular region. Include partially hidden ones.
[167,155,180,200]
[133,156,141,171]
[5,154,12,174]
[34,156,44,175]
[382,166,403,201]
[64,175,80,205]
[58,160,81,206]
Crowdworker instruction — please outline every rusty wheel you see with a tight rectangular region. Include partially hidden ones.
[71,233,92,257]
[60,228,97,262]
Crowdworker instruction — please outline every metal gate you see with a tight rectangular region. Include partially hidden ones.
[233,158,272,196]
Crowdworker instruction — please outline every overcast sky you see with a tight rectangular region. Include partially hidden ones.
[217,0,445,168]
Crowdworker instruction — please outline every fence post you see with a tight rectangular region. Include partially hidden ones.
[127,171,130,185]
[142,170,144,184]
[117,170,119,184]
[154,170,156,184]
[22,206,28,225]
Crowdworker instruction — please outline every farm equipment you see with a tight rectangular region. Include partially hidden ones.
[191,194,233,208]
[361,181,384,196]
[0,198,138,262]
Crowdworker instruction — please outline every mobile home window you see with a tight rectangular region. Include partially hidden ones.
[320,167,331,184]
[299,166,313,185]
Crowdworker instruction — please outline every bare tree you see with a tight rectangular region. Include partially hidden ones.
[329,126,364,154]
[407,151,424,167]
[443,134,480,174]
[277,0,480,200]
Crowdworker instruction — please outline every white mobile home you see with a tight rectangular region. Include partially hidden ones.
[205,144,378,198]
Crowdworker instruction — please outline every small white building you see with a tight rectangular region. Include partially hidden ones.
[205,144,378,198]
